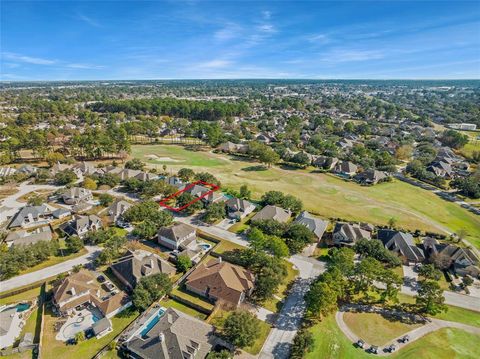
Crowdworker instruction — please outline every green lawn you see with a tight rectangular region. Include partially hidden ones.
[306,314,480,359]
[212,240,246,254]
[342,312,421,346]
[160,298,208,320]
[132,145,480,248]
[169,286,215,312]
[41,306,139,359]
[0,287,42,305]
[228,213,255,234]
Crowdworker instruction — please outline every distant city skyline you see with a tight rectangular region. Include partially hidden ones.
[1,1,480,80]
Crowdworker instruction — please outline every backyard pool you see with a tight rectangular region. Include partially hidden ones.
[16,303,30,312]
[198,243,212,251]
[140,308,166,338]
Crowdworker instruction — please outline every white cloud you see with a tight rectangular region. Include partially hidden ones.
[2,52,56,65]
[320,49,385,62]
[258,24,276,33]
[262,10,271,20]
[66,63,105,70]
[308,34,331,44]
[197,59,232,68]
[214,23,241,41]
[78,13,101,27]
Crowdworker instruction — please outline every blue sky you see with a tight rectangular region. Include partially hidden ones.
[1,1,479,80]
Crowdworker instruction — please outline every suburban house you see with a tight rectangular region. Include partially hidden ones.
[52,270,131,319]
[427,161,454,179]
[203,191,226,204]
[52,208,71,219]
[333,222,371,246]
[251,205,291,223]
[110,250,176,291]
[62,187,93,205]
[124,308,216,359]
[354,169,389,185]
[295,211,329,241]
[61,214,103,238]
[218,141,249,154]
[423,239,480,278]
[5,226,53,247]
[8,205,50,229]
[225,197,256,220]
[185,258,255,307]
[333,161,358,177]
[378,229,425,264]
[157,223,197,250]
[108,199,132,223]
[313,156,339,170]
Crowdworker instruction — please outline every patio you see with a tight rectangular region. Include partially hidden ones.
[55,306,104,341]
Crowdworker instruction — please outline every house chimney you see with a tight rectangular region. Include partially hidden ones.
[70,287,76,295]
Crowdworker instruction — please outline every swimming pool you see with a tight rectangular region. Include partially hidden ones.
[198,243,212,251]
[139,308,166,338]
[16,303,30,312]
[92,315,101,322]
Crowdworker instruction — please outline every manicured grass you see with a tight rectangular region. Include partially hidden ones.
[132,145,480,248]
[228,213,255,234]
[208,309,271,355]
[132,145,226,167]
[397,293,480,327]
[212,240,246,254]
[306,314,480,359]
[169,286,215,312]
[342,312,421,346]
[160,298,208,320]
[17,248,88,276]
[0,287,42,305]
[41,306,139,359]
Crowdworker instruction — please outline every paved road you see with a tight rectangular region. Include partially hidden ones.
[336,307,480,356]
[259,278,314,359]
[0,182,61,225]
[0,245,101,293]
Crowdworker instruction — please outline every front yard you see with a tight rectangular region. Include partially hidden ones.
[208,309,271,355]
[41,306,138,359]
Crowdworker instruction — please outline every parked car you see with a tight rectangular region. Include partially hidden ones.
[356,339,365,348]
[369,345,379,354]
[104,281,115,291]
[97,275,106,283]
[399,335,410,343]
[386,344,396,353]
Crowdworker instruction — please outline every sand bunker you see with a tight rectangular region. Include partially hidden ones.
[145,154,184,162]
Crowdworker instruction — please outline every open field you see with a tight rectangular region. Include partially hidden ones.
[457,130,480,159]
[343,312,422,346]
[132,144,480,247]
[306,314,480,359]
[41,306,138,359]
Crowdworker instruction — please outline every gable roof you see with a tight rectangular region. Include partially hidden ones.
[251,205,291,223]
[5,226,53,246]
[9,205,49,228]
[378,229,425,262]
[111,250,176,287]
[226,197,255,212]
[186,258,255,305]
[334,222,371,242]
[158,223,196,243]
[53,270,99,304]
[295,211,329,240]
[125,308,214,359]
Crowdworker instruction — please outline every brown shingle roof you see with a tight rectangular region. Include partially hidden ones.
[186,258,254,305]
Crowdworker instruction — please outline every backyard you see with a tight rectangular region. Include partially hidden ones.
[41,306,138,359]
[131,144,480,248]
